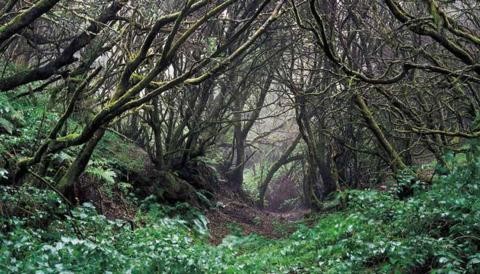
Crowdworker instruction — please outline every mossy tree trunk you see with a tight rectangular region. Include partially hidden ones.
[0,1,125,91]
[354,93,407,172]
[0,0,60,45]
[57,129,106,194]
[258,134,302,209]
[295,92,339,209]
[228,74,272,193]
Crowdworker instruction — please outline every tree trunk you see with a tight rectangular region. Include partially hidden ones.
[258,134,301,208]
[0,0,60,45]
[229,123,246,193]
[354,94,407,172]
[57,129,105,194]
[0,1,125,91]
[302,159,322,210]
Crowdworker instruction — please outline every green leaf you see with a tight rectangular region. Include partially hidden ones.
[0,168,8,179]
[0,117,14,134]
[86,166,117,185]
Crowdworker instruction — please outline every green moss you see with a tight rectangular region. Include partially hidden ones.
[56,133,80,142]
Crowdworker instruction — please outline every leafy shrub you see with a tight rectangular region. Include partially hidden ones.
[3,151,480,273]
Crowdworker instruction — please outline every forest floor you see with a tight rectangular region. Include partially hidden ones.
[206,193,311,245]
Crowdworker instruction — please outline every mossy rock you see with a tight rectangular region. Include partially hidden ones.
[152,171,201,207]
[176,160,218,192]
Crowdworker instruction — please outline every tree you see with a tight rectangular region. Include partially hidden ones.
[6,0,285,195]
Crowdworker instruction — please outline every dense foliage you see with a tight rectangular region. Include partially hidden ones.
[2,148,480,273]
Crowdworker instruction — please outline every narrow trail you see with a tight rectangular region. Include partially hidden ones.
[265,209,311,222]
[206,194,310,245]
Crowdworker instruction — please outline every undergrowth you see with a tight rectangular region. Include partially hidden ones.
[1,146,480,273]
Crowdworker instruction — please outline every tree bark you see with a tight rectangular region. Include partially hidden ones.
[0,0,60,45]
[0,1,125,91]
[258,134,302,208]
[354,93,407,172]
[57,129,106,194]
[228,75,271,192]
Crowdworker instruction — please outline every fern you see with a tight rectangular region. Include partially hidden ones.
[85,166,117,185]
[0,95,20,134]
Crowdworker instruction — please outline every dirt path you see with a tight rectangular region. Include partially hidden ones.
[265,209,311,222]
[206,196,310,245]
